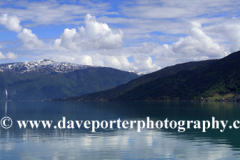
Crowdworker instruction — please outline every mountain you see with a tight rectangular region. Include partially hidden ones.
[61,58,218,101]
[0,59,139,101]
[112,50,240,101]
[0,59,94,73]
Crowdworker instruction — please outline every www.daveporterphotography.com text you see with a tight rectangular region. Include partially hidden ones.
[1,116,240,133]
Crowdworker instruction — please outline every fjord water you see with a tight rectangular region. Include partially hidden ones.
[1,102,240,159]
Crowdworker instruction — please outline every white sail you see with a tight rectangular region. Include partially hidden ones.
[5,89,8,98]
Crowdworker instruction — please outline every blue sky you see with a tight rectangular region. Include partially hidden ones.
[0,0,240,73]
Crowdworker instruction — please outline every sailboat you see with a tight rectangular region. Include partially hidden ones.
[5,89,8,99]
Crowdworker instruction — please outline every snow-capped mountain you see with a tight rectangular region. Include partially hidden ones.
[0,59,140,101]
[0,59,145,76]
[0,59,96,73]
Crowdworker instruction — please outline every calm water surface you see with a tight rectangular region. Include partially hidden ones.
[0,101,240,160]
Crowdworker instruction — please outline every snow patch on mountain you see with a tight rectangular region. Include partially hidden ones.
[0,59,96,73]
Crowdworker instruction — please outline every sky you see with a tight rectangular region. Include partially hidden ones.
[0,0,240,73]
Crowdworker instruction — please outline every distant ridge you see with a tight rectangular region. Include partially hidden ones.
[0,59,96,73]
[0,59,139,101]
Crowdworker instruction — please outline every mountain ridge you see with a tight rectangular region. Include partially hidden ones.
[0,59,97,73]
[0,59,140,101]
[0,59,145,76]
[113,50,240,101]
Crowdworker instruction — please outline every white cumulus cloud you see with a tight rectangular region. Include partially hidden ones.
[55,14,123,51]
[126,22,229,70]
[209,24,240,52]
[17,28,44,49]
[172,22,227,58]
[0,52,18,60]
[0,14,22,32]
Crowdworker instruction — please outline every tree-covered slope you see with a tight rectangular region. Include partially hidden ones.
[62,59,217,101]
[114,50,240,101]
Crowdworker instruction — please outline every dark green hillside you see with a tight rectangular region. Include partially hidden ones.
[62,59,217,101]
[0,67,139,101]
[114,50,240,101]
[61,50,240,101]
[171,51,240,100]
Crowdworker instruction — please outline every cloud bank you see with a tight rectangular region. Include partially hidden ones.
[1,0,240,72]
[0,52,17,60]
